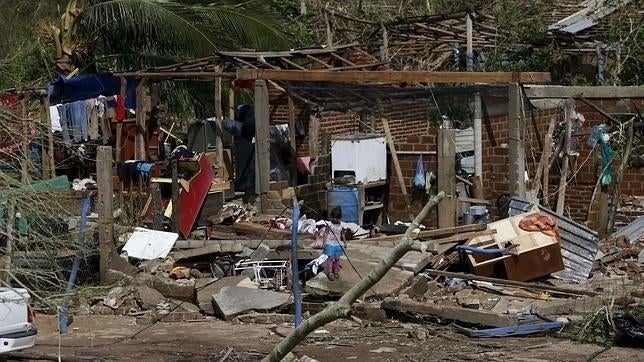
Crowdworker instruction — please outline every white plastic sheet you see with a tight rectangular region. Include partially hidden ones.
[122,227,178,260]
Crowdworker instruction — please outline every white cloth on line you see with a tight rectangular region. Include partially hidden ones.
[49,105,62,132]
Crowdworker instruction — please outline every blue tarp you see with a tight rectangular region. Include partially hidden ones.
[47,73,137,109]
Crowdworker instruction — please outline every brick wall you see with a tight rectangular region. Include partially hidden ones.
[268,82,643,226]
[482,97,644,223]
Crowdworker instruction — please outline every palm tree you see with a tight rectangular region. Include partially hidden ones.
[50,0,291,74]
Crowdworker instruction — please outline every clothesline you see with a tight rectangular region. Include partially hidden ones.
[49,94,129,147]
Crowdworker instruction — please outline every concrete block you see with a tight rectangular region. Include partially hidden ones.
[136,285,166,310]
[196,276,246,315]
[148,275,195,302]
[212,286,291,320]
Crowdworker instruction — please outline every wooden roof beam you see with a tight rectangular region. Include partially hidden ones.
[279,57,308,70]
[305,54,333,68]
[236,69,552,84]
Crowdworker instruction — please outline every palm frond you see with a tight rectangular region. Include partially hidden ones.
[74,0,220,59]
[195,0,291,51]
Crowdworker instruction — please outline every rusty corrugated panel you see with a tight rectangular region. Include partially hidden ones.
[508,198,599,282]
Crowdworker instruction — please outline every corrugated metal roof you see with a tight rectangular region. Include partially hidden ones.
[548,0,631,34]
[612,216,644,243]
[509,198,599,283]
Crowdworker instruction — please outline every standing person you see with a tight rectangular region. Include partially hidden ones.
[222,104,256,210]
[322,206,346,281]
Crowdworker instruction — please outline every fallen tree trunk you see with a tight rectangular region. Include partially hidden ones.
[263,192,445,361]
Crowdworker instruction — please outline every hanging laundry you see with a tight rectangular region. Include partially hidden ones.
[86,99,99,140]
[49,105,62,132]
[69,101,88,142]
[97,96,110,143]
[56,104,72,148]
[115,95,125,121]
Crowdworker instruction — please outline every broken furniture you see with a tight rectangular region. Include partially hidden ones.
[233,260,287,289]
[466,211,564,281]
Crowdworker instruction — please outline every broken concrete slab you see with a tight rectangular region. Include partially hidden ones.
[136,285,166,310]
[352,302,388,322]
[212,286,291,320]
[305,257,413,297]
[147,275,196,302]
[404,276,429,300]
[196,276,247,315]
[382,297,518,327]
[234,313,294,324]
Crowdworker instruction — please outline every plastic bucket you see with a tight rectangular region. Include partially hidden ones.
[327,187,359,224]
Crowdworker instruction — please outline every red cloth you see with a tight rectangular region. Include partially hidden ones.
[115,95,125,121]
[232,79,254,91]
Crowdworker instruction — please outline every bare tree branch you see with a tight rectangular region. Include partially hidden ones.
[263,191,445,361]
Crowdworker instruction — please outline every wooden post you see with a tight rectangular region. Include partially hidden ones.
[42,95,56,178]
[607,120,634,232]
[324,9,333,46]
[308,113,320,162]
[254,80,270,214]
[438,129,457,227]
[2,198,15,283]
[135,78,148,160]
[97,146,114,283]
[20,98,31,183]
[171,159,180,232]
[466,13,474,71]
[382,118,414,222]
[227,86,235,119]
[540,119,556,205]
[556,99,574,215]
[473,92,482,183]
[287,95,298,186]
[214,67,224,167]
[508,83,526,198]
[227,85,235,181]
[380,24,389,62]
[116,77,126,162]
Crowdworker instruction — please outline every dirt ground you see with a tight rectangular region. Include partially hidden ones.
[17,315,644,361]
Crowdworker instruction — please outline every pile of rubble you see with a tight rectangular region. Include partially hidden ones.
[87,201,643,345]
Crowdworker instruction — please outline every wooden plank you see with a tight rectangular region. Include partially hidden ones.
[41,95,55,178]
[382,298,519,327]
[214,67,224,167]
[171,159,180,233]
[508,83,526,198]
[382,118,414,222]
[438,129,456,227]
[134,79,147,160]
[524,85,644,99]
[287,95,297,186]
[97,146,114,284]
[236,69,552,84]
[533,119,555,199]
[607,120,634,232]
[422,269,599,296]
[457,196,490,205]
[556,99,574,215]
[233,222,293,239]
[366,223,487,243]
[254,80,270,213]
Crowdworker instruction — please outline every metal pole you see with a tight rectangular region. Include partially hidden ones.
[290,197,302,327]
[59,196,90,333]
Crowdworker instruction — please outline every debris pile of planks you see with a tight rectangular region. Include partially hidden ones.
[93,204,643,339]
